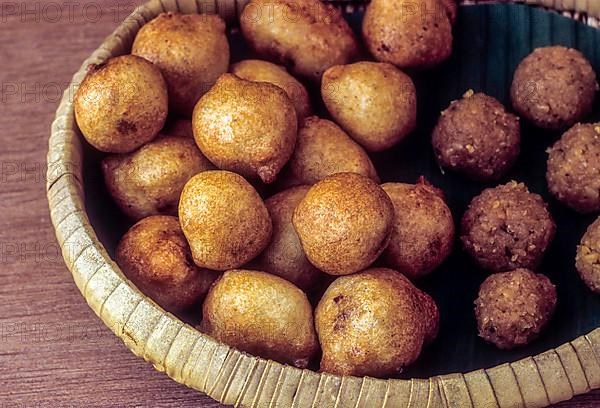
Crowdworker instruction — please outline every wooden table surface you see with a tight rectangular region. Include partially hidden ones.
[0,1,598,406]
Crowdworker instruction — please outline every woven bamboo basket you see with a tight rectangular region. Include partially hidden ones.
[47,0,600,407]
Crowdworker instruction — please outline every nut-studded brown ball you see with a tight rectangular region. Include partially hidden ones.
[74,55,168,153]
[315,268,439,377]
[116,216,218,313]
[293,173,395,275]
[132,12,230,117]
[363,0,454,69]
[511,46,598,130]
[461,181,556,272]
[576,217,600,293]
[201,269,319,368]
[381,178,455,280]
[475,269,557,349]
[432,91,521,181]
[547,123,600,214]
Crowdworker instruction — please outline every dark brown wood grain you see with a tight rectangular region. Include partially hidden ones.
[0,1,597,406]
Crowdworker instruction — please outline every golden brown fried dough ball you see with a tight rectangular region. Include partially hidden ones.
[201,269,318,368]
[240,0,359,82]
[284,116,379,186]
[192,74,297,184]
[363,0,454,69]
[293,173,394,275]
[461,181,556,272]
[178,171,272,270]
[231,59,312,120]
[511,46,597,130]
[315,268,439,377]
[102,136,214,220]
[252,186,323,291]
[74,55,168,153]
[547,123,600,214]
[116,216,218,313]
[432,91,521,181]
[475,269,557,349]
[132,12,229,117]
[381,178,454,280]
[322,62,417,152]
[576,217,600,293]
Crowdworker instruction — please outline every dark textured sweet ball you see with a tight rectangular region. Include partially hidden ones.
[510,46,598,130]
[432,91,521,181]
[475,269,557,349]
[547,123,600,214]
[576,217,600,293]
[461,181,556,272]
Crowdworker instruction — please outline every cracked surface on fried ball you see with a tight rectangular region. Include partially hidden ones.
[432,91,520,181]
[461,181,555,272]
[547,123,600,214]
[511,46,597,130]
[576,217,600,293]
[475,269,557,349]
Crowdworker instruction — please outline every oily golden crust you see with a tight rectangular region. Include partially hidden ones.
[547,123,600,214]
[240,0,359,82]
[231,60,312,120]
[293,173,395,275]
[432,92,521,181]
[178,171,272,270]
[285,116,379,186]
[315,268,439,377]
[132,12,230,117]
[363,0,453,69]
[474,269,557,349]
[192,74,297,184]
[322,62,417,152]
[102,136,215,220]
[252,186,323,290]
[74,55,168,153]
[381,179,455,280]
[116,216,218,313]
[461,181,556,272]
[511,46,598,130]
[201,269,319,368]
[576,217,600,293]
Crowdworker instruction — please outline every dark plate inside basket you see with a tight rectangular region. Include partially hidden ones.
[82,3,600,378]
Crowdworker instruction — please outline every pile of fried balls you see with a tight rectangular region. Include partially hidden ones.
[73,0,600,378]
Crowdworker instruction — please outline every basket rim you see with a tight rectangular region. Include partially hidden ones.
[47,1,600,407]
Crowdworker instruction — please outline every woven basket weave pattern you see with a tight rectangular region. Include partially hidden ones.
[47,1,600,407]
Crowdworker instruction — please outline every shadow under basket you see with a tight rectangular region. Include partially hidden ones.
[48,0,600,407]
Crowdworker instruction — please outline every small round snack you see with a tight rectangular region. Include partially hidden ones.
[231,60,312,120]
[74,55,168,153]
[293,173,395,275]
[475,269,557,349]
[132,12,229,117]
[315,268,439,377]
[178,171,272,270]
[102,135,214,220]
[201,269,319,368]
[193,74,297,184]
[116,216,218,313]
[576,217,600,293]
[240,0,358,81]
[432,91,521,181]
[285,116,379,186]
[461,181,556,272]
[547,123,600,213]
[322,62,417,152]
[363,0,454,69]
[252,186,323,291]
[511,46,598,130]
[381,178,455,280]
